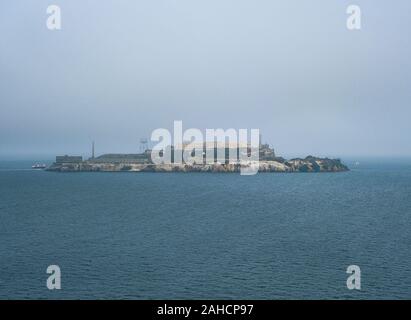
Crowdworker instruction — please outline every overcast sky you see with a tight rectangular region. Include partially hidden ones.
[1,0,410,159]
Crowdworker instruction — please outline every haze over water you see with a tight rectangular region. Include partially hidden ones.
[1,0,411,158]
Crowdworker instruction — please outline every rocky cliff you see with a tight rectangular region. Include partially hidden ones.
[47,156,348,173]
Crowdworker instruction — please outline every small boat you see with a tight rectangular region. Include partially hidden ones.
[32,164,47,169]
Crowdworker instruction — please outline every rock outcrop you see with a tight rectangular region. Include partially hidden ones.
[47,156,348,173]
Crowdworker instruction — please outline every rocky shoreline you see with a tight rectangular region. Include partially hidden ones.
[47,156,349,173]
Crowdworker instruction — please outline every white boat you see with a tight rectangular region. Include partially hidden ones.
[32,164,47,169]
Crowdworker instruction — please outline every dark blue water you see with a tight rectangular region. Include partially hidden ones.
[1,159,410,299]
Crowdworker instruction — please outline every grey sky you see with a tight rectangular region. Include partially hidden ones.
[1,0,410,159]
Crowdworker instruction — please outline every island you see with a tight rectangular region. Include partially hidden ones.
[46,142,349,173]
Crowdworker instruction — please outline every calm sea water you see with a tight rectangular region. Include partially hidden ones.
[0,159,410,299]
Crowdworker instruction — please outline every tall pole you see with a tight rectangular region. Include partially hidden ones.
[92,141,95,159]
